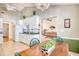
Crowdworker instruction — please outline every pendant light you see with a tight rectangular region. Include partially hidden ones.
[35,3,50,11]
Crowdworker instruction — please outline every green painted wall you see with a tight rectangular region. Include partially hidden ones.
[63,39,79,53]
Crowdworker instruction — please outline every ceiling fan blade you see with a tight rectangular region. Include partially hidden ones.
[6,4,18,12]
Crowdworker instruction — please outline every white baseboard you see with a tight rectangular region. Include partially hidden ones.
[61,37,79,40]
[69,51,79,56]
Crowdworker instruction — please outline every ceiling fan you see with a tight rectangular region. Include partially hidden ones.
[6,4,19,12]
[35,3,50,11]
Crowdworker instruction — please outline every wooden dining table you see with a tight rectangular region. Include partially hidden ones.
[50,42,69,56]
[19,42,69,56]
[19,45,46,56]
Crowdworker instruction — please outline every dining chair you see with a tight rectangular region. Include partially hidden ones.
[30,38,40,47]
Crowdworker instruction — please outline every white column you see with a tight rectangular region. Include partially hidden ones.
[0,18,3,44]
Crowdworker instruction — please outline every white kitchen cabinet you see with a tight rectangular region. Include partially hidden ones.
[15,15,41,45]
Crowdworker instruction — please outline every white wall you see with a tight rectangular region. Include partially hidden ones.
[38,5,79,38]
[0,11,19,41]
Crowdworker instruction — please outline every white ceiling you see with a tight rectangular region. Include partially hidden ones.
[0,3,78,18]
[0,3,78,11]
[7,3,78,6]
[3,3,78,6]
[0,3,35,11]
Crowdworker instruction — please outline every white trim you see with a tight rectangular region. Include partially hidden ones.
[61,36,79,40]
[69,51,79,56]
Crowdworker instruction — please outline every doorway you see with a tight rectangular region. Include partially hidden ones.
[3,23,15,42]
[3,23,9,42]
[41,17,57,42]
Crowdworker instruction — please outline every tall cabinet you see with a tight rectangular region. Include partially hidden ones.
[16,15,41,45]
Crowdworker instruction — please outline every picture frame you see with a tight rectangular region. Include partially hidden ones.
[64,18,70,28]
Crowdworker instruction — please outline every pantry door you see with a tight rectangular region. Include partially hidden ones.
[3,23,9,42]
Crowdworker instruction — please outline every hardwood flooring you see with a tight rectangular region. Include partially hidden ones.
[0,40,29,56]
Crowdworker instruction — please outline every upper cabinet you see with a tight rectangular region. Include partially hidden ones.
[21,15,40,34]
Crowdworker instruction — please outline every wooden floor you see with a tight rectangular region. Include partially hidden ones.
[0,40,29,56]
[0,40,78,56]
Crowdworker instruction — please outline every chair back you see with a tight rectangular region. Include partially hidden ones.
[30,38,40,47]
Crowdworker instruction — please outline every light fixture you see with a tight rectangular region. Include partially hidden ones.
[35,3,50,11]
